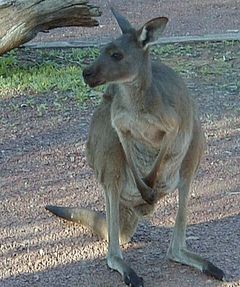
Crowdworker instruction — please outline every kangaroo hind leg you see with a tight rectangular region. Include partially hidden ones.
[167,181,225,280]
[167,121,225,281]
[104,186,143,287]
[46,196,142,287]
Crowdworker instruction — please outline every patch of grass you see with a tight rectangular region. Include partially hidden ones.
[0,40,239,108]
[152,43,196,58]
[196,58,232,76]
[0,48,101,104]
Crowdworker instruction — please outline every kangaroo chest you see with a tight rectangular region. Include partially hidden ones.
[111,96,183,204]
[111,100,163,150]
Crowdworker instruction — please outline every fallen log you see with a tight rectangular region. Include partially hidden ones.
[0,0,101,55]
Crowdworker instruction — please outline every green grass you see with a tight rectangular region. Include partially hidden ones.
[0,40,239,106]
[0,48,101,103]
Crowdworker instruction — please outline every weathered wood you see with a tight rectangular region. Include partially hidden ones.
[0,0,101,55]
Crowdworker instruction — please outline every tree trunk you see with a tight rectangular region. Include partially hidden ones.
[0,0,101,56]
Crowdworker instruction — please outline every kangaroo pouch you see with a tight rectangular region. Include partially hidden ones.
[120,139,180,207]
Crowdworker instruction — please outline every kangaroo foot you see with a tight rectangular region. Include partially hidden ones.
[124,270,144,287]
[202,260,225,281]
[167,247,225,281]
[107,255,144,287]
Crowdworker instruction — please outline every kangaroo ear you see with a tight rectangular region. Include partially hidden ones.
[138,17,168,49]
[111,7,133,34]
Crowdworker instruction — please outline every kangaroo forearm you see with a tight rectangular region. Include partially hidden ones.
[143,146,167,188]
[119,134,155,204]
[112,118,153,197]
[144,130,178,187]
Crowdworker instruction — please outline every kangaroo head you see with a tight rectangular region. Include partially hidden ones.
[83,8,168,88]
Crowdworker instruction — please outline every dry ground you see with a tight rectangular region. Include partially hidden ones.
[33,0,240,43]
[0,41,240,286]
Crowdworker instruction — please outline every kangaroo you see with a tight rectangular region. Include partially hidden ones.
[46,8,225,287]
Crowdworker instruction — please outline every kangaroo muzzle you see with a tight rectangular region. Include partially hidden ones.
[83,67,106,88]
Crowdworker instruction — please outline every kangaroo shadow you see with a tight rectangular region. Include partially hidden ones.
[1,214,239,287]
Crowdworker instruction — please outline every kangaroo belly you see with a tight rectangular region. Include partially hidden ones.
[120,140,181,209]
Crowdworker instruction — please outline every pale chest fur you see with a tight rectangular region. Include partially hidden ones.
[111,94,164,150]
[110,89,187,174]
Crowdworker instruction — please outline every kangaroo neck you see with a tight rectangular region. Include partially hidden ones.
[118,60,153,110]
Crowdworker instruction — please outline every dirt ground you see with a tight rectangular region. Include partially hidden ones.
[0,41,240,287]
[33,0,240,43]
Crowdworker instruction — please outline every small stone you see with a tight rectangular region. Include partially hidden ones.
[227,29,239,33]
[34,275,40,281]
[186,236,199,241]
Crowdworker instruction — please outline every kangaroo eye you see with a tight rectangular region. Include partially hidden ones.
[111,52,123,61]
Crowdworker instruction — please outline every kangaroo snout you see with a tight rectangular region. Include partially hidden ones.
[82,67,95,79]
[82,66,106,88]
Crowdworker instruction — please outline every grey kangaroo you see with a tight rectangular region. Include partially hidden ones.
[46,8,225,287]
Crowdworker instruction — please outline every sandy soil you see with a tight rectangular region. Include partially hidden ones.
[0,42,240,286]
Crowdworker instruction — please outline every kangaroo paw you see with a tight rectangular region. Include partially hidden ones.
[139,181,156,204]
[141,189,156,204]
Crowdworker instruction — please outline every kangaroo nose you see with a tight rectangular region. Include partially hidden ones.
[83,68,93,79]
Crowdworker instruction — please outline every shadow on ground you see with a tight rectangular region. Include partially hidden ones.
[1,214,239,287]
